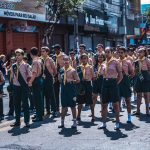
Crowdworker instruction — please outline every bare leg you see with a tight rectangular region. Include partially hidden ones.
[113,102,120,123]
[77,104,82,119]
[101,103,108,123]
[143,92,149,115]
[136,93,142,113]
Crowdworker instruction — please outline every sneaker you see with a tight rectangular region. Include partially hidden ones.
[98,123,106,129]
[31,115,36,120]
[71,124,77,129]
[127,114,131,123]
[114,123,120,130]
[132,111,140,116]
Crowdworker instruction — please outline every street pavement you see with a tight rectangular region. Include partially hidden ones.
[0,83,150,150]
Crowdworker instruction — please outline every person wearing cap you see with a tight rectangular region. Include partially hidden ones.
[133,48,150,116]
[41,46,57,117]
[10,49,31,127]
[69,51,78,69]
[98,47,123,130]
[96,44,104,54]
[76,53,95,122]
[79,44,87,55]
[79,44,93,65]
[28,47,44,122]
[53,44,66,69]
[126,48,137,63]
[53,44,66,113]
[118,46,134,123]
[58,56,80,129]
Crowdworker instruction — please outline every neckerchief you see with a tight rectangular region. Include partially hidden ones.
[64,65,73,85]
[70,58,76,67]
[105,57,115,76]
[81,63,91,79]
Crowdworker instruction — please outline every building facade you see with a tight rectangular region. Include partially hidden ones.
[0,0,141,54]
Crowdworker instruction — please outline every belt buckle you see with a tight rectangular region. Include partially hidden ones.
[106,78,108,81]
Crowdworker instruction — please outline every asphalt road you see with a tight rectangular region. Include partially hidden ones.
[0,82,150,150]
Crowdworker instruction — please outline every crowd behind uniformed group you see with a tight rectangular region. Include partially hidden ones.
[0,43,150,130]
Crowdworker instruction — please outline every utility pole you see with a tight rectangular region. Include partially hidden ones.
[123,0,127,47]
[74,7,79,55]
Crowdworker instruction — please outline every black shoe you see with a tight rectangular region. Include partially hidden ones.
[58,125,64,128]
[7,112,14,116]
[98,124,106,129]
[25,123,30,128]
[32,118,43,122]
[91,118,95,122]
[31,115,36,120]
[127,120,131,123]
[132,111,140,116]
[10,122,20,127]
[77,117,81,122]
[0,116,4,121]
[46,111,51,115]
[71,125,77,129]
[146,113,150,117]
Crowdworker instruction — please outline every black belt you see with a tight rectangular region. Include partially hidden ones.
[104,78,117,81]
[66,81,75,84]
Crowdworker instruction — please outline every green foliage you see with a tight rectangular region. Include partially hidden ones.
[37,0,84,43]
[144,7,150,23]
[37,0,84,22]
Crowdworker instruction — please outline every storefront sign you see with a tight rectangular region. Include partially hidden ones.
[0,0,46,21]
[0,9,45,21]
[84,24,100,32]
[85,13,104,26]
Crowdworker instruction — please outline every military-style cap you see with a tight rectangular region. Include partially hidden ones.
[69,51,75,55]
[52,44,61,49]
[79,44,86,49]
[97,44,104,49]
[15,48,24,55]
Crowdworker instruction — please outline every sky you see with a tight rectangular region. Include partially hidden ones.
[141,0,150,4]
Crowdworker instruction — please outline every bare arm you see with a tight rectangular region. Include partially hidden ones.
[116,62,123,84]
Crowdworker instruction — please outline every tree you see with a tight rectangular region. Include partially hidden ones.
[37,0,84,45]
[144,7,150,23]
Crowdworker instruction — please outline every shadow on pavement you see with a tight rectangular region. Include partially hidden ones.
[138,113,150,123]
[103,129,128,140]
[8,126,30,136]
[120,122,140,131]
[59,128,81,137]
[77,121,98,128]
